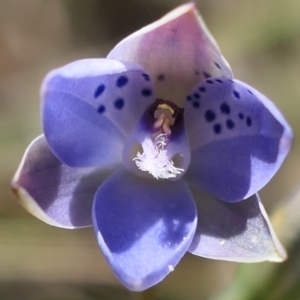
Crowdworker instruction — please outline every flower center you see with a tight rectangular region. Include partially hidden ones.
[153,103,175,135]
[133,99,185,179]
[133,134,184,179]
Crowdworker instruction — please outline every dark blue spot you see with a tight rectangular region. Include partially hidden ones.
[141,88,152,97]
[214,124,222,134]
[229,79,234,83]
[246,116,252,126]
[216,79,223,83]
[94,84,105,98]
[193,101,200,109]
[233,90,240,99]
[215,62,221,69]
[205,110,216,122]
[116,76,128,88]
[186,95,192,101]
[239,113,244,119]
[114,98,124,110]
[203,72,211,79]
[226,119,235,129]
[97,105,105,114]
[157,74,165,81]
[247,89,253,95]
[206,79,214,84]
[142,73,150,81]
[220,103,230,114]
[193,92,200,99]
[199,87,206,92]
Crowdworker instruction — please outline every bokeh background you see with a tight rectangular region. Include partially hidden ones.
[1,0,300,299]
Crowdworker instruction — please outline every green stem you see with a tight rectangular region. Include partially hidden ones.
[131,287,158,300]
[142,288,157,300]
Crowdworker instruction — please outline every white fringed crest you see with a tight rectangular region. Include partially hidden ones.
[133,134,183,179]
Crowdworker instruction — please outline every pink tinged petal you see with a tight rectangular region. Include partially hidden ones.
[188,188,287,262]
[92,170,197,291]
[12,135,112,228]
[185,78,293,202]
[108,3,232,106]
[122,99,190,180]
[41,59,155,167]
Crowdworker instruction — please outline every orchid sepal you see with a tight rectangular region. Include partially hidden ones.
[108,3,233,106]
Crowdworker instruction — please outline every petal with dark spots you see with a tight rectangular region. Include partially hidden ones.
[185,78,293,202]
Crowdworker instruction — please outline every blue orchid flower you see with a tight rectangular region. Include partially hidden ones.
[12,4,293,291]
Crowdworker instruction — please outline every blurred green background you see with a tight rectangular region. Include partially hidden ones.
[0,0,300,299]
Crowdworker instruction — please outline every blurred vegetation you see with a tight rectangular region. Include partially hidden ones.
[0,0,300,299]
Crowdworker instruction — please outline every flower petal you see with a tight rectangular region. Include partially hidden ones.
[108,3,232,106]
[185,78,293,202]
[41,58,155,167]
[188,187,287,262]
[12,135,112,228]
[92,169,197,291]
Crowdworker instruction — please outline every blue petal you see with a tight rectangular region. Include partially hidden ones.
[92,170,197,291]
[12,136,112,228]
[185,78,293,202]
[41,59,155,167]
[188,187,287,262]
